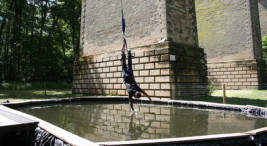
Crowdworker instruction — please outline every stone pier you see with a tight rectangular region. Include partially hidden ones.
[73,0,208,99]
[73,42,208,99]
[74,0,267,99]
[195,0,267,89]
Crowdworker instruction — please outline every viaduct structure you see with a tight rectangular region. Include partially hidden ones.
[73,0,267,99]
[259,0,267,37]
[196,0,267,90]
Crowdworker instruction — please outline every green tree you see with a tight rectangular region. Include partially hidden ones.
[262,36,267,61]
[0,0,81,84]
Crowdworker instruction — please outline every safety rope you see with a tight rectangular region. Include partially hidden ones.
[121,0,126,35]
[121,0,128,53]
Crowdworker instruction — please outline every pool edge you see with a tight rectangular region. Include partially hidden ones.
[1,96,267,145]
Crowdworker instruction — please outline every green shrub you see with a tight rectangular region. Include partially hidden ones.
[263,36,267,60]
[208,82,217,96]
[0,82,12,89]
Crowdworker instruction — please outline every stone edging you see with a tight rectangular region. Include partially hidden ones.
[1,97,267,145]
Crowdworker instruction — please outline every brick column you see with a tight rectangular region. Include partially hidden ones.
[74,0,208,99]
[196,0,265,90]
[73,42,208,99]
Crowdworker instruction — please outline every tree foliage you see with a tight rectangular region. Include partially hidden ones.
[0,0,81,83]
[263,35,267,61]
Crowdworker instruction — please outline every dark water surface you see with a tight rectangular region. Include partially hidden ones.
[18,102,267,142]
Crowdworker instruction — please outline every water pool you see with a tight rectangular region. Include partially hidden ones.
[18,101,267,142]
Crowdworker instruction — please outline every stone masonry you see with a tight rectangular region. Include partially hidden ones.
[195,0,266,89]
[80,0,199,56]
[75,0,266,99]
[196,0,262,62]
[259,0,267,37]
[73,42,207,99]
[80,0,167,56]
[208,60,260,89]
[74,0,208,99]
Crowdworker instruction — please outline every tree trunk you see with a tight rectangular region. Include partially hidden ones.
[60,34,66,58]
[10,0,24,82]
[48,16,60,39]
[38,0,49,52]
[4,21,11,81]
[0,0,15,39]
[36,0,48,80]
[30,3,35,80]
[17,8,23,79]
[11,0,19,82]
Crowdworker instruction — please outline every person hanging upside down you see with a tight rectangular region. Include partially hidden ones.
[121,39,153,112]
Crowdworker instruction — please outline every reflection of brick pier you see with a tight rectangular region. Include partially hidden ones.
[72,103,260,142]
[80,103,208,142]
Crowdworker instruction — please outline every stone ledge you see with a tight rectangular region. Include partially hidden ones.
[2,97,267,145]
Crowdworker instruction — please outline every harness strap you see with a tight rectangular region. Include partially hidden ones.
[121,38,127,54]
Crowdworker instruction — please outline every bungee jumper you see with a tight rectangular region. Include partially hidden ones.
[120,0,153,112]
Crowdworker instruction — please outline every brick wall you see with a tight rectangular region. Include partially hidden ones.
[73,42,208,99]
[166,0,198,47]
[80,0,200,57]
[250,0,263,59]
[208,60,263,89]
[196,0,265,90]
[195,0,262,62]
[80,0,167,56]
[259,0,267,37]
[78,0,265,95]
[76,0,209,98]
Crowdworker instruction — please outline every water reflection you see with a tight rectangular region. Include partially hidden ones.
[18,102,267,142]
[126,113,154,141]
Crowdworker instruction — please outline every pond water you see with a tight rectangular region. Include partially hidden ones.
[18,102,267,142]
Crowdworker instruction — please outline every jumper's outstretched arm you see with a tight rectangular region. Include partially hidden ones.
[128,95,134,111]
[140,89,153,104]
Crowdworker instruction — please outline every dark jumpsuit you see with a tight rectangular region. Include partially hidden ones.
[121,50,141,97]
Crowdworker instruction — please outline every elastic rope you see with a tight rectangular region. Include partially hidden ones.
[120,0,128,52]
[121,0,124,19]
[121,0,126,34]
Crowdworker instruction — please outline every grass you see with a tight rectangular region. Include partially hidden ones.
[1,88,267,108]
[0,81,72,90]
[188,90,267,107]
[213,90,267,99]
[0,89,82,103]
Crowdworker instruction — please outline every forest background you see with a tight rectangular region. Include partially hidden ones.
[0,0,81,89]
[0,0,267,90]
[1,0,267,107]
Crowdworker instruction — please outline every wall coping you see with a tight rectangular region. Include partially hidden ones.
[78,41,202,63]
[1,97,267,145]
[207,59,257,64]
